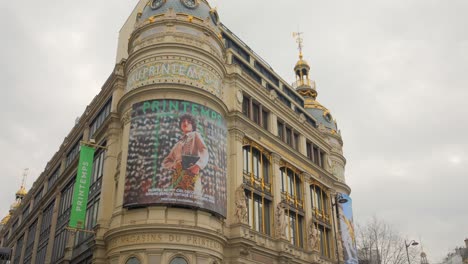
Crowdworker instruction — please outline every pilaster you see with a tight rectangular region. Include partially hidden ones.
[44,192,61,264]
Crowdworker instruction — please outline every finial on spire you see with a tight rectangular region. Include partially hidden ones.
[292,32,304,59]
[15,168,29,198]
[21,168,29,188]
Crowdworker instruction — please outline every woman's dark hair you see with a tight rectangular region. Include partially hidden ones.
[179,113,197,131]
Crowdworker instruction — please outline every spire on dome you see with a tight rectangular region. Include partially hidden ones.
[292,32,316,100]
[16,168,29,198]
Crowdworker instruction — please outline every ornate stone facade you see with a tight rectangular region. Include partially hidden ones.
[0,1,353,264]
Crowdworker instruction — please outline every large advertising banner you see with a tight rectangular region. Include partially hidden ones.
[338,193,359,264]
[123,99,227,217]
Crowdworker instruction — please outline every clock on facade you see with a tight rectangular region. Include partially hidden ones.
[181,0,198,9]
[150,0,165,9]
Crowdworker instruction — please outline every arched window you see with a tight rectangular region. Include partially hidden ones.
[242,139,273,235]
[279,161,305,247]
[242,140,271,191]
[170,257,188,264]
[279,165,303,207]
[310,184,330,220]
[126,257,141,264]
[310,183,333,258]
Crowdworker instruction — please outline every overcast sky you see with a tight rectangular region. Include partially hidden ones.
[1,0,467,262]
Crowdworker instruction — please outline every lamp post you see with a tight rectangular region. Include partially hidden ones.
[405,240,419,264]
[332,193,348,264]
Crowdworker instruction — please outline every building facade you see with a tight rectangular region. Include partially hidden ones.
[441,239,468,264]
[0,1,355,264]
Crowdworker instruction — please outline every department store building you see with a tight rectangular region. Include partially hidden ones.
[0,1,356,264]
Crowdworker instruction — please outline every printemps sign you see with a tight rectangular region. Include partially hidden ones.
[69,145,95,229]
[126,61,222,97]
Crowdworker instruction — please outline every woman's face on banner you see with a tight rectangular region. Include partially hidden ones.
[181,119,193,134]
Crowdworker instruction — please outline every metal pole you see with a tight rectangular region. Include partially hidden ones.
[332,199,340,264]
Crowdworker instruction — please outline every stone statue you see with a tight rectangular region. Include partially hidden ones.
[234,184,248,224]
[308,220,319,251]
[275,203,288,239]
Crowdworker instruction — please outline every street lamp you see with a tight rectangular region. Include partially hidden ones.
[332,193,348,264]
[405,240,419,264]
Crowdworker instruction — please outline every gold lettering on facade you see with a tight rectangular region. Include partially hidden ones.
[108,233,222,252]
[125,60,222,97]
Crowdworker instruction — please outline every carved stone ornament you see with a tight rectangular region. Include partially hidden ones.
[121,110,132,125]
[275,203,288,239]
[234,184,248,224]
[307,220,320,252]
[269,89,278,100]
[236,89,243,104]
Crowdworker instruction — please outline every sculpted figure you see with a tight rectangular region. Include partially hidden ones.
[275,203,288,239]
[234,185,248,223]
[308,220,320,251]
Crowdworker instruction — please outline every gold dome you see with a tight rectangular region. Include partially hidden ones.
[294,58,310,70]
[16,186,27,197]
[0,213,11,225]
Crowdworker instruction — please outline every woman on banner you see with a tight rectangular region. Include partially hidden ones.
[162,113,209,197]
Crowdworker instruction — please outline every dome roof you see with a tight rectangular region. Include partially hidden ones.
[0,214,10,226]
[16,186,27,197]
[139,0,218,26]
[295,58,310,70]
[304,99,338,132]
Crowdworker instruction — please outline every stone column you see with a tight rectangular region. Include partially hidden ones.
[30,212,43,264]
[44,192,61,264]
[94,114,122,264]
[227,127,245,226]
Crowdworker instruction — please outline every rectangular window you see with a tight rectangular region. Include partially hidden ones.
[12,220,19,233]
[242,96,250,117]
[293,132,299,150]
[242,95,269,129]
[252,102,260,124]
[318,224,332,258]
[75,199,100,246]
[33,187,43,207]
[39,201,55,244]
[280,166,302,205]
[245,190,271,235]
[243,143,271,192]
[48,167,60,190]
[277,120,298,149]
[22,204,30,220]
[13,235,24,264]
[23,220,38,264]
[35,244,47,264]
[36,200,54,264]
[310,185,330,222]
[286,210,304,247]
[286,127,292,145]
[89,148,106,198]
[57,180,75,229]
[65,140,81,167]
[306,141,313,161]
[306,141,326,168]
[277,121,284,140]
[51,228,69,263]
[320,150,325,168]
[89,98,112,138]
[262,109,268,130]
[313,146,320,165]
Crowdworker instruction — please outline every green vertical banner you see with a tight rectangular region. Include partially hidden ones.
[69,145,95,229]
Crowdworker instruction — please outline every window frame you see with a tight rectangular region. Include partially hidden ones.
[242,95,269,130]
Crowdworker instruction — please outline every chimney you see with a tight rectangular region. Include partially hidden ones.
[464,238,468,248]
